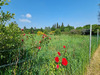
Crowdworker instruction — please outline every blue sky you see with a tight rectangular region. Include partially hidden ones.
[1,0,100,29]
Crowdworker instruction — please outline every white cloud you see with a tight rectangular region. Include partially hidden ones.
[26,13,32,18]
[19,19,31,23]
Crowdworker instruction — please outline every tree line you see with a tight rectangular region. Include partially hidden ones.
[23,23,100,35]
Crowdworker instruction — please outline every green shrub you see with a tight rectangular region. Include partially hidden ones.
[54,29,61,35]
[70,29,81,34]
[0,22,22,73]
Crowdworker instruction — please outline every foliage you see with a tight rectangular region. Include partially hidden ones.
[70,29,81,34]
[37,31,44,35]
[64,24,74,32]
[76,27,83,30]
[44,29,49,34]
[49,31,55,35]
[0,0,10,6]
[83,24,90,29]
[54,29,61,35]
[60,22,65,32]
[51,24,57,31]
[0,10,15,25]
[81,29,90,35]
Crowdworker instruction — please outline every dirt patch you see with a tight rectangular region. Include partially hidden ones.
[85,45,100,75]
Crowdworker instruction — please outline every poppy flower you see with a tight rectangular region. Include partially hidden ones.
[62,58,68,66]
[63,45,66,48]
[42,36,44,38]
[58,52,61,56]
[21,29,23,31]
[38,46,41,50]
[43,34,45,36]
[23,34,25,36]
[43,34,47,37]
[55,57,59,63]
[22,39,24,42]
[56,64,59,69]
[49,37,51,40]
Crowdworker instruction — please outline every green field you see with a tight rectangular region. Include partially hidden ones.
[0,34,99,75]
[16,34,98,75]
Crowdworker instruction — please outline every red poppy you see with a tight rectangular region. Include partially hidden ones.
[42,36,44,38]
[56,64,59,69]
[43,34,47,37]
[38,46,41,50]
[58,52,61,56]
[23,34,25,36]
[43,34,45,36]
[55,57,59,63]
[21,29,23,31]
[22,39,24,42]
[62,58,68,66]
[63,45,66,48]
[49,37,51,40]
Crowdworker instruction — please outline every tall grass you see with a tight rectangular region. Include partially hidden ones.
[23,34,98,75]
[0,34,99,75]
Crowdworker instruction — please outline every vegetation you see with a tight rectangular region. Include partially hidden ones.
[0,0,100,75]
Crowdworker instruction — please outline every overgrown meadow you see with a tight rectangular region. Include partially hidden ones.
[0,29,99,75]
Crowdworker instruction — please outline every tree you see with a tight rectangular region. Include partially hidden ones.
[92,24,100,34]
[45,26,51,32]
[64,24,74,32]
[51,24,57,31]
[83,24,90,29]
[58,25,60,28]
[0,11,15,25]
[24,26,26,30]
[60,22,65,32]
[76,27,83,30]
[0,0,9,7]
[40,28,44,32]
[61,22,64,27]
[57,22,59,29]
[30,27,34,34]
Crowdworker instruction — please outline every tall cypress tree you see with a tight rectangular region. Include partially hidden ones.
[57,22,59,29]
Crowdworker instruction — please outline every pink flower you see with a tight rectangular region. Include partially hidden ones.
[56,64,59,69]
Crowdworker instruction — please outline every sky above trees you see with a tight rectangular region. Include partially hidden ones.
[1,0,100,28]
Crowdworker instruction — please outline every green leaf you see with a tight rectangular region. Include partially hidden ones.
[5,3,8,5]
[4,0,7,2]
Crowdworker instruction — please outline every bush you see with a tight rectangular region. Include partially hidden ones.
[44,30,49,34]
[49,31,55,35]
[0,22,22,72]
[81,29,90,35]
[54,29,61,35]
[37,31,44,35]
[70,29,81,34]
